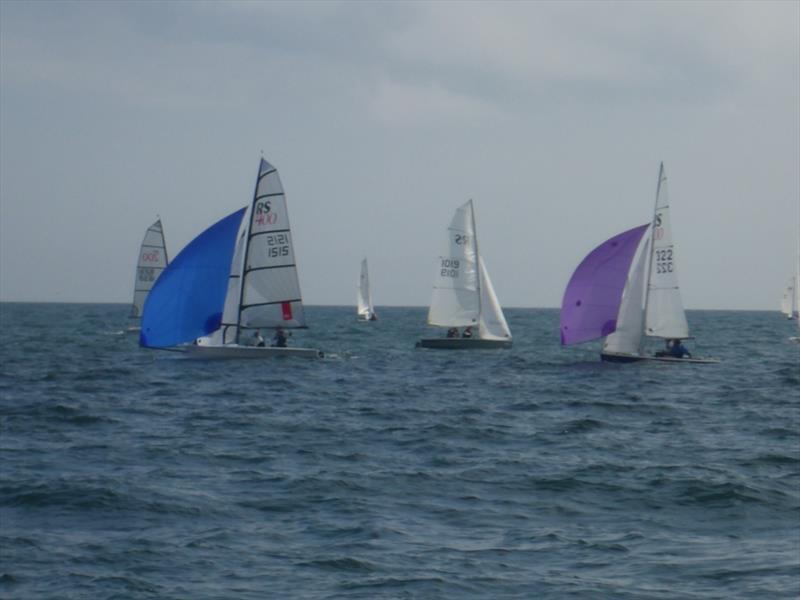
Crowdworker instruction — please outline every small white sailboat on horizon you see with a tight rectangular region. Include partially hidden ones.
[416,199,512,349]
[560,163,718,364]
[789,232,800,342]
[128,218,168,332]
[140,158,322,359]
[780,277,796,319]
[357,258,378,321]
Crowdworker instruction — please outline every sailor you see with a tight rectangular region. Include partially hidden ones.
[462,326,473,339]
[251,329,266,347]
[446,327,459,338]
[271,327,288,348]
[669,338,691,359]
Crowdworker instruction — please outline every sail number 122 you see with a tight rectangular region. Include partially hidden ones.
[655,248,673,274]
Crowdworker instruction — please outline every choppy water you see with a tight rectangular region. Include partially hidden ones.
[0,303,798,599]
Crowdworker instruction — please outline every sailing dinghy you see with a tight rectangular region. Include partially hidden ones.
[560,163,718,364]
[416,200,512,349]
[140,158,322,359]
[128,219,168,332]
[790,234,800,342]
[357,258,378,321]
[780,277,796,319]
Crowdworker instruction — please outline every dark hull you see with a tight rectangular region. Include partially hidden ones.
[416,338,512,350]
[601,351,720,364]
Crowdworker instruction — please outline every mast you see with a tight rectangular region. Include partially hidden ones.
[469,199,482,322]
[234,161,260,344]
[639,162,663,354]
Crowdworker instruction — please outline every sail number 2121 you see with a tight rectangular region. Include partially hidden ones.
[265,233,290,258]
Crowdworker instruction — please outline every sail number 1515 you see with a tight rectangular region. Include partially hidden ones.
[265,233,289,258]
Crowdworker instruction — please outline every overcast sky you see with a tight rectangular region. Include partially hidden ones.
[1,0,797,310]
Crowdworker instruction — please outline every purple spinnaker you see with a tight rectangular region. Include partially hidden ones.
[560,223,649,345]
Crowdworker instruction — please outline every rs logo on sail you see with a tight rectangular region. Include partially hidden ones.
[255,200,278,226]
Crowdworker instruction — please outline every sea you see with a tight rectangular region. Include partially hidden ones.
[0,303,798,599]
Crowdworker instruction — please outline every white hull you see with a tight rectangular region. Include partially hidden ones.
[601,351,720,364]
[185,344,322,359]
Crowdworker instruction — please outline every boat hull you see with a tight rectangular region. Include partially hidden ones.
[185,344,323,359]
[601,351,719,364]
[416,338,512,350]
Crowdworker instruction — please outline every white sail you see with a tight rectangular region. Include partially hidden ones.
[477,256,511,341]
[130,219,168,322]
[781,278,795,317]
[427,200,480,327]
[603,235,650,355]
[644,163,690,339]
[795,232,800,320]
[357,258,376,320]
[237,159,307,331]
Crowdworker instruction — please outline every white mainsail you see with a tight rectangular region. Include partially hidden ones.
[603,236,650,355]
[236,158,307,334]
[130,219,168,322]
[428,200,480,327]
[200,158,308,347]
[644,163,690,339]
[357,258,376,320]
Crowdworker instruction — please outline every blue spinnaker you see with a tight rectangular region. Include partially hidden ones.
[140,207,246,348]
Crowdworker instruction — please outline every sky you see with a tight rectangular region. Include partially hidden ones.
[1,0,798,310]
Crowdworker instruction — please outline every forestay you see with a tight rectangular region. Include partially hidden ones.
[130,219,168,321]
[644,163,689,339]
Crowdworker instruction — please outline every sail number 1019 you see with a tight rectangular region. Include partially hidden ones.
[441,258,460,278]
[265,233,290,258]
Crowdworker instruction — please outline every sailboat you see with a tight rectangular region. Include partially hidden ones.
[780,277,796,319]
[416,199,512,349]
[790,233,800,342]
[560,163,717,364]
[128,218,168,332]
[357,258,378,321]
[140,158,322,359]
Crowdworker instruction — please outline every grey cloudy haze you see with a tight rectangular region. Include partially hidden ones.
[1,0,797,310]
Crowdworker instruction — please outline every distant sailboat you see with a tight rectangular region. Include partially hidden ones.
[780,277,796,319]
[128,219,168,332]
[560,163,718,364]
[417,199,512,349]
[357,258,378,321]
[791,232,800,342]
[140,158,322,358]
